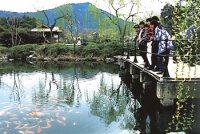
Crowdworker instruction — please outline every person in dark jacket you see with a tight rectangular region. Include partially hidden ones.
[151,19,173,74]
[148,16,160,71]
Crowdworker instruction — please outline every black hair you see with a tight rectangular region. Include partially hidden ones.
[146,18,152,22]
[151,16,160,21]
[134,24,139,28]
[150,19,159,27]
[139,21,145,25]
[144,24,149,27]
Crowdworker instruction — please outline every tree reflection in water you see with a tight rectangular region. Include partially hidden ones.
[90,72,127,123]
[0,62,199,133]
[118,64,199,134]
[32,63,81,107]
[120,67,161,134]
[89,69,142,133]
[0,71,25,103]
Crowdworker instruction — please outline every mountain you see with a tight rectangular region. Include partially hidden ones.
[0,3,118,32]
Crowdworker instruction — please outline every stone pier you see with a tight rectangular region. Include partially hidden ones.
[115,56,200,106]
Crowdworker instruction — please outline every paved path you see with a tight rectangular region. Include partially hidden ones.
[114,55,200,82]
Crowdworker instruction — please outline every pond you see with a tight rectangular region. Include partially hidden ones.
[0,62,199,134]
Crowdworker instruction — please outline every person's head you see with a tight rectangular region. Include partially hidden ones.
[151,16,160,24]
[134,24,139,33]
[139,21,145,29]
[144,24,149,31]
[150,19,159,29]
[146,18,152,25]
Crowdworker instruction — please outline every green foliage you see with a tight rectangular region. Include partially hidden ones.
[161,1,199,35]
[171,0,200,65]
[101,41,124,57]
[0,46,8,54]
[8,44,38,60]
[36,44,70,57]
[0,40,124,60]
[82,40,124,57]
[88,1,133,43]
[83,42,101,56]
[161,4,174,35]
[0,16,38,46]
[165,2,200,132]
[20,16,37,29]
[165,83,195,133]
[35,41,124,58]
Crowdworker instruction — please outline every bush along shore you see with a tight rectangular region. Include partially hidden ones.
[0,42,134,63]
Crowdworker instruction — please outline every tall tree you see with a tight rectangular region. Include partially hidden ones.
[0,16,38,46]
[67,15,80,56]
[6,16,21,46]
[107,0,140,41]
[91,0,140,54]
[60,4,80,57]
[42,10,65,43]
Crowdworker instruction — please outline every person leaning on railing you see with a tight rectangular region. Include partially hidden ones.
[148,16,160,71]
[133,24,140,43]
[137,21,150,68]
[139,24,151,68]
[150,19,174,74]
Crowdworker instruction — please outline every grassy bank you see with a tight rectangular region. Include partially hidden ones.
[0,41,135,61]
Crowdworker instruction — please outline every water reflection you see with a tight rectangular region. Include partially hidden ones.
[0,62,138,134]
[119,63,200,134]
[0,62,199,133]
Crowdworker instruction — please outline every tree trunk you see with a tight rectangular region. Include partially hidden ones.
[50,28,53,44]
[11,30,14,47]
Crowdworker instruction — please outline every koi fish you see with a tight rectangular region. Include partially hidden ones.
[42,122,51,129]
[29,111,42,116]
[24,130,34,134]
[18,131,24,134]
[15,124,21,129]
[37,126,42,133]
[18,124,29,130]
[55,113,63,120]
[57,120,66,126]
[0,108,9,116]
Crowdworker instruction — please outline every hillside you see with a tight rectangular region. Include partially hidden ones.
[0,2,118,32]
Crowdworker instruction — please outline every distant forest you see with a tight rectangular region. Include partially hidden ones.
[0,16,42,46]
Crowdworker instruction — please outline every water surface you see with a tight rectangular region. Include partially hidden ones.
[0,62,138,134]
[0,62,200,134]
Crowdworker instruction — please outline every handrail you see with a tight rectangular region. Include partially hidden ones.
[134,49,199,57]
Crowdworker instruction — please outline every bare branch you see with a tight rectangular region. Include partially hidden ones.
[126,4,134,21]
[101,11,117,26]
[51,15,65,29]
[42,10,50,27]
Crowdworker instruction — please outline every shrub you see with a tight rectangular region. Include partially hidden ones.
[101,41,124,57]
[0,39,127,61]
[8,44,38,60]
[83,42,101,56]
[36,44,69,57]
[0,46,8,54]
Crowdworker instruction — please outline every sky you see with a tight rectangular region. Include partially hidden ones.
[0,0,177,18]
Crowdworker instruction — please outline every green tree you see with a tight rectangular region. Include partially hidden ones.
[0,16,38,46]
[58,4,80,57]
[160,4,174,35]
